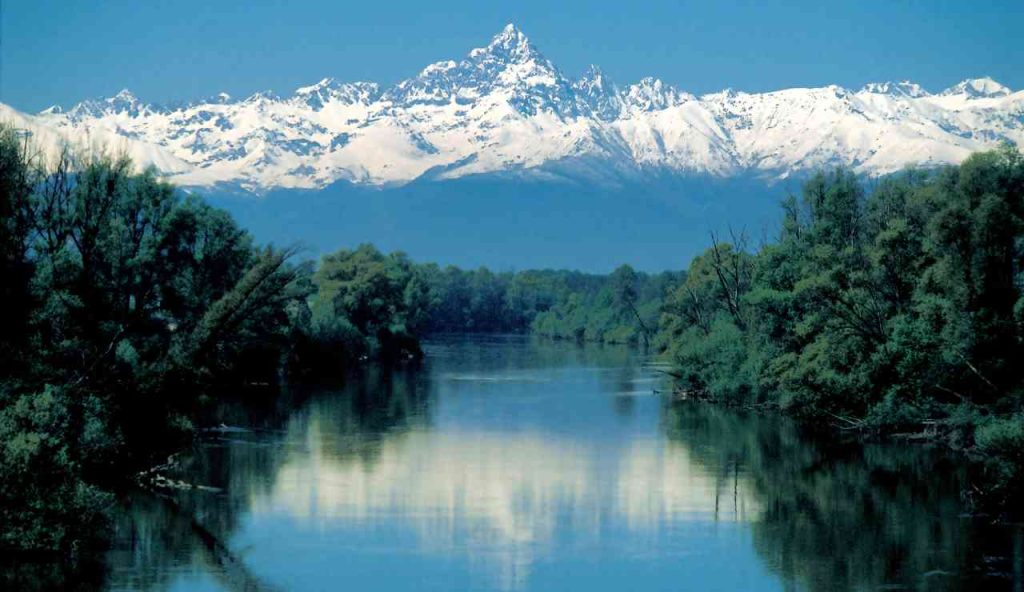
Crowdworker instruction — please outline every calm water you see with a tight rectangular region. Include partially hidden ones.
[90,336,1023,590]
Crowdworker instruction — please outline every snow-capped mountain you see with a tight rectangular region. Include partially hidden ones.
[7,24,1023,193]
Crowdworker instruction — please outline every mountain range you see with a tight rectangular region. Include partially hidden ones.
[3,24,1022,194]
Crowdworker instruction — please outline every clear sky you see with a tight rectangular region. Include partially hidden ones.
[1,0,1021,112]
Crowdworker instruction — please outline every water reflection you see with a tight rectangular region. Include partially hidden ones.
[228,338,761,589]
[55,335,1024,590]
[666,403,1024,591]
[253,423,760,589]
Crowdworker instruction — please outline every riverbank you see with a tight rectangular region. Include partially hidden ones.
[653,149,1024,522]
[669,383,1024,521]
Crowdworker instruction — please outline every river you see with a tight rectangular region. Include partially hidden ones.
[90,335,1023,591]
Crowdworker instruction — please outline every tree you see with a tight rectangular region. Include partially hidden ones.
[311,244,423,358]
[611,264,651,345]
[657,148,1024,444]
[0,139,313,553]
[0,127,37,376]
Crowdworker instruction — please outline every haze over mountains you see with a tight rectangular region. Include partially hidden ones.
[4,24,1021,195]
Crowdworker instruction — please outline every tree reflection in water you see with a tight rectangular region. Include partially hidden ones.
[101,363,433,592]
[664,402,1024,591]
[19,336,1020,591]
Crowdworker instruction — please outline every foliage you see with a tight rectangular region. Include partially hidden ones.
[303,248,678,349]
[0,127,312,554]
[419,266,584,334]
[531,266,679,345]
[310,245,427,360]
[0,385,114,554]
[656,146,1024,513]
[973,414,1024,510]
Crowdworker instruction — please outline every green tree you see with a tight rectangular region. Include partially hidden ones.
[0,127,37,377]
[0,137,312,554]
[312,244,423,358]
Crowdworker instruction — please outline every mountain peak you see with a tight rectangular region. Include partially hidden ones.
[579,65,607,84]
[386,22,571,114]
[245,89,280,102]
[112,88,138,102]
[860,80,929,98]
[941,77,1012,98]
[67,88,149,119]
[490,23,528,48]
[471,23,540,63]
[295,78,337,95]
[624,77,690,111]
[108,88,145,111]
[574,65,621,121]
[576,65,615,95]
[293,79,380,109]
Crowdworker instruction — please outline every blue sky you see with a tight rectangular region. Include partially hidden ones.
[2,0,1021,112]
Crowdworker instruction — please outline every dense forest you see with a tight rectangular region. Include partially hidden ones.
[305,248,674,348]
[657,146,1024,513]
[421,263,677,344]
[2,120,1022,563]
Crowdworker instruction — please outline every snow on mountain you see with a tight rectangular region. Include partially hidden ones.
[624,78,694,113]
[860,80,930,98]
[5,24,1022,193]
[572,65,623,122]
[294,79,381,111]
[940,77,1012,99]
[2,102,191,174]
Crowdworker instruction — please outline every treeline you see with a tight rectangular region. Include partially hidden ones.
[531,265,679,345]
[419,264,678,344]
[307,251,672,345]
[656,147,1024,511]
[420,266,569,333]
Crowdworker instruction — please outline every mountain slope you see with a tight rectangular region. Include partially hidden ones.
[8,24,1023,193]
